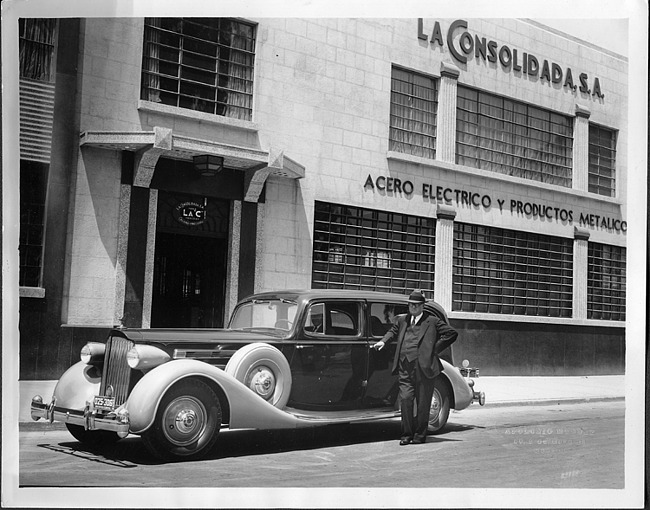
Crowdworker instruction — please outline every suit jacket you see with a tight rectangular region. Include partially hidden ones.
[381,312,458,379]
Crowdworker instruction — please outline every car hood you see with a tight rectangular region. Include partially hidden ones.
[111,327,284,345]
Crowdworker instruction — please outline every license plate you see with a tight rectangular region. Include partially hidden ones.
[93,396,115,410]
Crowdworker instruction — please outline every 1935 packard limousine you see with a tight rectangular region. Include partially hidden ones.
[32,289,485,461]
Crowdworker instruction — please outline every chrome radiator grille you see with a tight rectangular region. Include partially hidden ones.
[99,335,134,406]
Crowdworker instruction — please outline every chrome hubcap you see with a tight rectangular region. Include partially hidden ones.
[430,392,440,420]
[248,366,276,400]
[176,409,197,433]
[162,396,207,446]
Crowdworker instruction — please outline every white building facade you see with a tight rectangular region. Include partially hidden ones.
[18,17,627,378]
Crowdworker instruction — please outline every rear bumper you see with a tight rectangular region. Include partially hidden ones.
[31,396,130,437]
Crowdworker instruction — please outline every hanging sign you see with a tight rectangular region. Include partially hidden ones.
[174,200,207,226]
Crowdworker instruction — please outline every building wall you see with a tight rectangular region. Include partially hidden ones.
[21,17,627,378]
[65,147,122,325]
[254,17,627,283]
[449,318,625,376]
[252,18,627,374]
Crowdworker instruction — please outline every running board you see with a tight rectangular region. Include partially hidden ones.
[283,407,400,423]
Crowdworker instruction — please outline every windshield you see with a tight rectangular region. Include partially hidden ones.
[229,299,298,331]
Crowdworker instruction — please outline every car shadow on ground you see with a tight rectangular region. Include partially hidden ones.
[39,420,479,466]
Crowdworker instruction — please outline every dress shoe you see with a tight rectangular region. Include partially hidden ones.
[399,438,411,445]
[411,437,426,444]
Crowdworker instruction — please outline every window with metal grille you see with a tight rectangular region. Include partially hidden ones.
[19,19,56,288]
[19,18,57,82]
[19,160,48,287]
[456,86,573,187]
[389,66,438,159]
[141,18,256,120]
[588,124,617,197]
[453,223,573,317]
[312,202,435,294]
[588,243,626,321]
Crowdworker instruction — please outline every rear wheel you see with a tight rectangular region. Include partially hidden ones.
[142,378,222,461]
[427,377,451,433]
[65,424,121,446]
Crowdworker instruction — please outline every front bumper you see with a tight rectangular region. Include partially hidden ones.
[31,396,130,438]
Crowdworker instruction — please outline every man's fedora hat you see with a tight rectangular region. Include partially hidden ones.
[407,290,426,304]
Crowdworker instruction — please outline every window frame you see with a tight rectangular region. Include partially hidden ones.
[587,242,626,321]
[312,201,436,295]
[19,18,58,82]
[456,85,574,188]
[19,160,49,290]
[588,123,617,198]
[141,17,257,121]
[388,65,439,160]
[452,222,574,317]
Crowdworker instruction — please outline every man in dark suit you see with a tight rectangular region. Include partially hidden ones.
[373,290,458,445]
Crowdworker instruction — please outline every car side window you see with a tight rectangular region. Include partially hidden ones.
[304,303,325,334]
[369,302,408,337]
[304,301,361,337]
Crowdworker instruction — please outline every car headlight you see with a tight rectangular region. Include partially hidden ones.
[126,345,171,370]
[80,342,106,365]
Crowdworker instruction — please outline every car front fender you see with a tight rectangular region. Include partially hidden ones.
[51,361,102,410]
[125,359,302,434]
[441,359,473,410]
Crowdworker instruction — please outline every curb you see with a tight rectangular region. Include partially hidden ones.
[461,395,625,409]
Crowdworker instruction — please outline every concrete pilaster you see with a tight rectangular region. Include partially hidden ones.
[573,227,590,320]
[141,189,158,329]
[436,62,460,164]
[573,104,591,192]
[113,184,131,326]
[254,202,266,294]
[225,200,242,321]
[434,204,456,310]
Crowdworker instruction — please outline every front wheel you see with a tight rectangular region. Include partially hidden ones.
[141,378,222,461]
[427,378,451,434]
[65,424,121,446]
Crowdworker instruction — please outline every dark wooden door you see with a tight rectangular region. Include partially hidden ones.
[151,232,227,328]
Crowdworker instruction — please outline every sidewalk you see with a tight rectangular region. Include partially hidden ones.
[17,375,625,424]
[469,375,625,408]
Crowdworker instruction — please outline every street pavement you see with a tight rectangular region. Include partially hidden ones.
[17,375,625,424]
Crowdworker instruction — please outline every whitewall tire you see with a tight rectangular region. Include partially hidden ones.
[225,343,292,409]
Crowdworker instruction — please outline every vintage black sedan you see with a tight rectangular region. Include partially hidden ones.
[31,289,485,461]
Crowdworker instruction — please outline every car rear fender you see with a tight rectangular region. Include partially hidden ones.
[126,359,301,434]
[441,359,473,410]
[51,361,102,410]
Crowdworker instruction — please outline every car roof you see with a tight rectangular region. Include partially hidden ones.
[239,289,449,322]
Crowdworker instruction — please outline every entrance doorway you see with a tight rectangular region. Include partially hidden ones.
[151,233,227,328]
[151,192,230,328]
